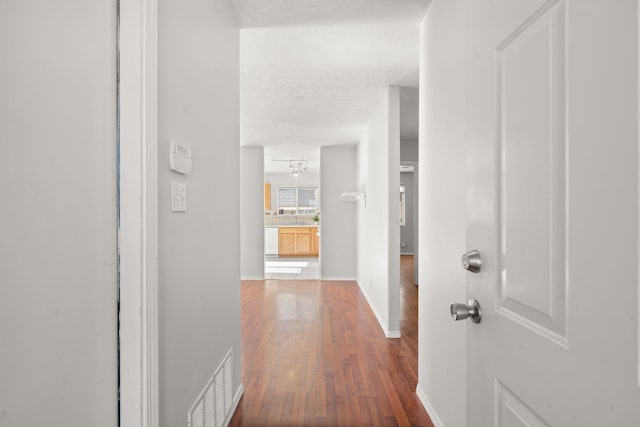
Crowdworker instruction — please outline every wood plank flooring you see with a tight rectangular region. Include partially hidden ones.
[229,255,433,427]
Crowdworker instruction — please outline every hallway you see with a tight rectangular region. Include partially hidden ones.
[230,256,432,426]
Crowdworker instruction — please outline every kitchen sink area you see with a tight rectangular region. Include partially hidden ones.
[264,214,319,258]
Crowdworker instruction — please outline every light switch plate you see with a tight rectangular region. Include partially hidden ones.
[171,181,187,212]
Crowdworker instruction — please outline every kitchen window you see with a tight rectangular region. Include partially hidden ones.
[278,187,317,215]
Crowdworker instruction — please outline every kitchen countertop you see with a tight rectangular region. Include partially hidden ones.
[264,224,319,228]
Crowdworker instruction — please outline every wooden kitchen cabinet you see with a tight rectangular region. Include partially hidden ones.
[278,228,297,255]
[278,227,319,257]
[264,183,271,211]
[310,228,319,256]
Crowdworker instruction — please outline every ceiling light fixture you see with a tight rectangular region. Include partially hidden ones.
[272,157,309,177]
[289,160,308,177]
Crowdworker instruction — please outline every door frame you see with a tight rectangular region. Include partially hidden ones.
[118,0,159,425]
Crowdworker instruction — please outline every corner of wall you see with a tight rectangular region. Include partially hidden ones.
[355,279,400,339]
[416,383,445,427]
[355,85,402,339]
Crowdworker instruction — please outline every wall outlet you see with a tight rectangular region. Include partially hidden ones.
[401,241,406,248]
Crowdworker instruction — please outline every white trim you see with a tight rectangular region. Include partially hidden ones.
[637,0,640,389]
[320,276,358,281]
[241,276,265,281]
[119,0,159,425]
[386,330,402,339]
[356,280,402,339]
[223,385,245,427]
[416,383,444,427]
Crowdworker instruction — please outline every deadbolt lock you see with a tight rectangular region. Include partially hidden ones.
[462,250,482,273]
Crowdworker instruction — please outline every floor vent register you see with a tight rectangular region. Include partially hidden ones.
[188,348,234,427]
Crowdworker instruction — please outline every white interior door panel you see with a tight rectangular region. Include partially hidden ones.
[463,0,640,425]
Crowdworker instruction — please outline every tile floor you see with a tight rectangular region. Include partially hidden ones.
[264,257,320,280]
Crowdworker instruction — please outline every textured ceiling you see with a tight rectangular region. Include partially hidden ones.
[234,0,429,171]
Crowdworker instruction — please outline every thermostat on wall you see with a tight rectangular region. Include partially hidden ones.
[169,140,192,174]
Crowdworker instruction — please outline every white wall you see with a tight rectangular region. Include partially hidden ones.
[320,146,357,280]
[158,0,242,426]
[416,2,467,426]
[0,1,118,425]
[401,141,419,161]
[357,86,401,338]
[241,147,265,280]
[265,172,320,213]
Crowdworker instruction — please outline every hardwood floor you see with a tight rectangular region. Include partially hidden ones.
[229,255,433,427]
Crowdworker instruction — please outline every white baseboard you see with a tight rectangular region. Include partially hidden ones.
[416,383,444,427]
[223,384,244,427]
[241,276,264,281]
[321,276,357,281]
[356,280,401,339]
[386,330,401,338]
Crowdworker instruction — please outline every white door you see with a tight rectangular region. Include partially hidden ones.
[462,0,640,425]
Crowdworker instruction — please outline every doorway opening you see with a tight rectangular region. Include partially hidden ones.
[263,147,321,280]
[400,162,418,285]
